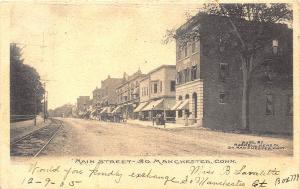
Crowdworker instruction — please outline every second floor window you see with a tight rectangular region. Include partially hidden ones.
[219,63,229,81]
[192,42,196,53]
[191,66,197,81]
[219,92,226,104]
[184,46,188,57]
[170,81,176,91]
[154,83,158,93]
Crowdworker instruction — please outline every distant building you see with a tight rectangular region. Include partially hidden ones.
[115,69,146,119]
[134,65,176,122]
[176,13,292,134]
[92,75,124,120]
[77,96,91,115]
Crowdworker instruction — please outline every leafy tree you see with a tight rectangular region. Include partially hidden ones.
[10,43,45,119]
[164,3,292,130]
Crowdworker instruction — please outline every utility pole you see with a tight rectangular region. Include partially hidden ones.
[43,82,46,123]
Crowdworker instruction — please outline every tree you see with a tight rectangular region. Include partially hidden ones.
[164,3,292,130]
[10,43,45,119]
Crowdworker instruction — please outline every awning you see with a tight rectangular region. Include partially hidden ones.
[111,106,122,114]
[100,107,108,114]
[177,99,189,110]
[171,101,183,111]
[163,98,176,110]
[133,102,149,112]
[91,109,97,115]
[142,99,164,111]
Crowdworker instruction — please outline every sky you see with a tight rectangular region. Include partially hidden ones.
[10,2,202,109]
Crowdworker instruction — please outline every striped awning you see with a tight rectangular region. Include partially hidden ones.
[111,106,122,114]
[100,107,108,114]
[142,99,164,111]
[177,99,189,110]
[171,100,183,111]
[133,102,149,112]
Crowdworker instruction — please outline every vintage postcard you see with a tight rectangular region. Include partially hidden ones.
[0,0,299,188]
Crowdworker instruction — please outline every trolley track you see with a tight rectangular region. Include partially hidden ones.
[10,118,63,157]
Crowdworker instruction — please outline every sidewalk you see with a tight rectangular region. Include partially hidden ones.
[126,119,199,130]
[10,116,51,142]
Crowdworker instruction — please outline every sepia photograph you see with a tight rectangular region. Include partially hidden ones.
[9,2,293,159]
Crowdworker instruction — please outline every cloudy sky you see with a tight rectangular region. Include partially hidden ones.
[10,2,202,109]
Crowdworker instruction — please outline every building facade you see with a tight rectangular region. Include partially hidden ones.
[91,75,124,120]
[176,14,293,134]
[115,69,145,119]
[76,96,91,116]
[174,24,203,126]
[134,65,176,122]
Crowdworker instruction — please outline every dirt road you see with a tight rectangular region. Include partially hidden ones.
[42,118,292,157]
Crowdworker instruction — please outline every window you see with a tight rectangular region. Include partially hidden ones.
[219,92,226,104]
[266,94,274,115]
[177,49,181,60]
[193,93,197,118]
[272,39,279,55]
[160,81,163,92]
[287,95,293,115]
[219,63,229,81]
[154,83,158,93]
[192,42,196,53]
[184,45,188,57]
[183,69,188,83]
[178,110,183,118]
[178,96,182,100]
[185,94,189,99]
[191,66,197,81]
[178,72,182,84]
[170,81,176,91]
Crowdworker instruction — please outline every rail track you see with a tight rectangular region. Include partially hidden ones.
[10,118,63,157]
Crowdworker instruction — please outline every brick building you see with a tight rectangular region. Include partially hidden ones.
[134,65,176,122]
[92,75,124,120]
[176,13,292,134]
[115,69,145,119]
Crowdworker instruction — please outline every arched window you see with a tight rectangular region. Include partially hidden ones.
[185,94,189,99]
[178,96,182,100]
[193,93,197,118]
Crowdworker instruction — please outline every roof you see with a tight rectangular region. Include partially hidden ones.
[176,12,291,37]
[140,65,176,82]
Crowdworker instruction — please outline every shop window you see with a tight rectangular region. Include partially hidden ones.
[170,81,176,91]
[266,94,274,115]
[219,63,229,81]
[219,92,226,104]
[287,95,293,116]
[178,110,183,118]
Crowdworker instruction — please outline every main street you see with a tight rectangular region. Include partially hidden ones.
[38,118,292,157]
